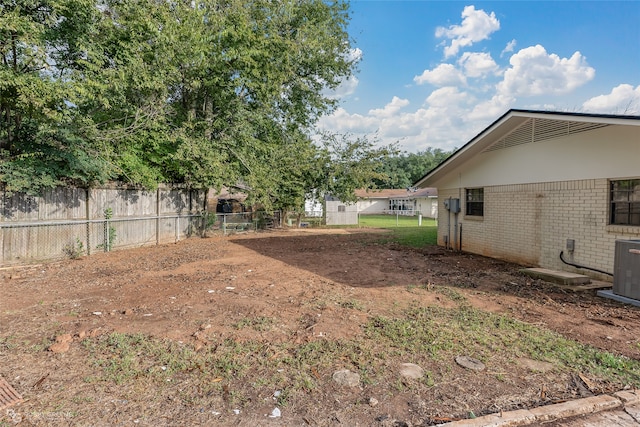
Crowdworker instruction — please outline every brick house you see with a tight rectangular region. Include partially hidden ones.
[414,109,640,280]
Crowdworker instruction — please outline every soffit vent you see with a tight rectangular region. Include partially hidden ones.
[484,118,610,153]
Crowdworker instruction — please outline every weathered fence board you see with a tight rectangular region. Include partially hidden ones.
[0,185,207,266]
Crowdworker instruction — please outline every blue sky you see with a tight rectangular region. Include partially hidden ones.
[318,1,640,153]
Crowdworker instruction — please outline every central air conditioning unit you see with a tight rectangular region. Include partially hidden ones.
[613,239,640,300]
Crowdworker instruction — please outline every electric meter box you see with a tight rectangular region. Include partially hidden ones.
[443,198,460,213]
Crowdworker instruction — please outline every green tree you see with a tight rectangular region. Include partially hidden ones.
[81,0,359,200]
[0,0,113,193]
[374,148,453,189]
[1,0,383,208]
[257,131,394,223]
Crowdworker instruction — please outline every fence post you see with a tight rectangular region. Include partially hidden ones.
[85,188,91,255]
[156,187,160,246]
[103,219,109,252]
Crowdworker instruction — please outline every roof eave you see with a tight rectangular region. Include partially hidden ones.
[414,109,640,188]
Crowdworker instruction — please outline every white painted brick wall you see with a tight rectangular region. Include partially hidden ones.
[436,179,640,280]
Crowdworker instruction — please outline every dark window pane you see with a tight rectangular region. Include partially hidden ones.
[465,188,484,216]
[610,179,640,226]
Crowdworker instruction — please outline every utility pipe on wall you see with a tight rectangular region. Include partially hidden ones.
[446,197,451,249]
[559,251,613,276]
[453,212,458,251]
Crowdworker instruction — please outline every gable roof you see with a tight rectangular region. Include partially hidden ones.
[414,109,640,188]
[355,188,437,199]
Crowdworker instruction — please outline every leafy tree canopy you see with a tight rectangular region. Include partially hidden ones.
[2,0,386,210]
[373,148,453,189]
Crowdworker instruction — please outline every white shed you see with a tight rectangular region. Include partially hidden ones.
[325,196,358,225]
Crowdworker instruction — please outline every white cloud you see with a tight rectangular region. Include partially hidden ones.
[426,86,472,108]
[319,5,634,155]
[327,76,359,99]
[318,89,481,152]
[413,63,466,86]
[435,5,500,58]
[501,39,516,57]
[369,96,410,118]
[347,47,363,63]
[468,93,515,122]
[458,52,499,78]
[498,45,595,97]
[318,107,378,134]
[323,48,363,99]
[582,84,640,114]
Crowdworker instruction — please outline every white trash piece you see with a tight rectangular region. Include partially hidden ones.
[269,408,281,418]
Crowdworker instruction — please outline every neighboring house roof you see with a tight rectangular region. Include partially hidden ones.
[355,188,437,199]
[414,109,640,188]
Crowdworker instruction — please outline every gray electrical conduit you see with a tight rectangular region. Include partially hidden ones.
[559,251,613,276]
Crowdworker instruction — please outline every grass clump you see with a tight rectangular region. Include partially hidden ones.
[232,316,275,332]
[80,305,640,411]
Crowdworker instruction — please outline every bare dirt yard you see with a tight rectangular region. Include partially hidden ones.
[2,228,640,426]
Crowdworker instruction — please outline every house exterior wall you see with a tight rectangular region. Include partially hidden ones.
[357,197,438,217]
[434,124,640,280]
[436,125,638,189]
[357,199,387,214]
[438,179,640,281]
[416,197,438,218]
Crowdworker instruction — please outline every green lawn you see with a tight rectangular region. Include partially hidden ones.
[358,214,437,247]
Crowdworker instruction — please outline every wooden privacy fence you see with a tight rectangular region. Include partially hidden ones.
[0,185,207,267]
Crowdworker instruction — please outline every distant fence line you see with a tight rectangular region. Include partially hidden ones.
[0,185,213,266]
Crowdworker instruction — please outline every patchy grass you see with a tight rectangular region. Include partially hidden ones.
[5,231,639,425]
[389,226,437,247]
[80,304,640,409]
[358,214,437,247]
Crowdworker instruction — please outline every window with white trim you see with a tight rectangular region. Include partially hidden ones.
[610,179,640,226]
[465,188,484,216]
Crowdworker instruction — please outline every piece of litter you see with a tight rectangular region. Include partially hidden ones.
[208,290,215,293]
[269,408,281,418]
[143,313,153,317]
[273,390,281,398]
[233,409,240,415]
[225,287,235,290]
[211,411,221,416]
[92,312,102,315]
[247,269,252,272]
[161,366,167,371]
